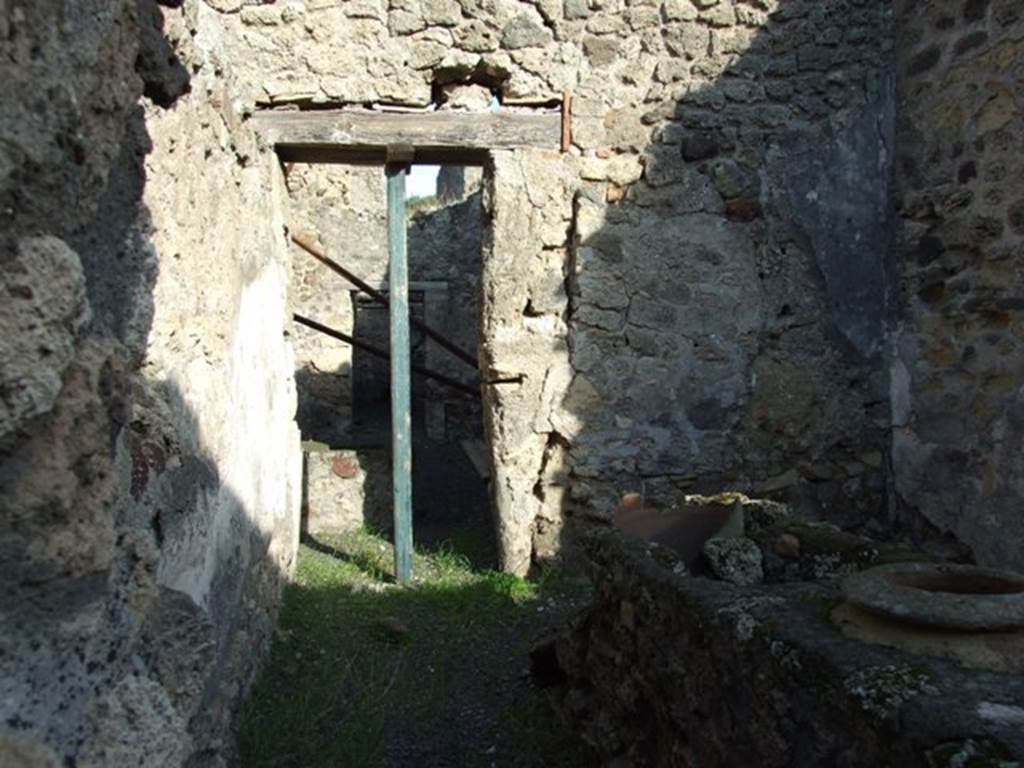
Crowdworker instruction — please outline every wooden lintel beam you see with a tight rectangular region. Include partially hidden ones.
[561,89,572,153]
[275,146,489,166]
[253,109,561,164]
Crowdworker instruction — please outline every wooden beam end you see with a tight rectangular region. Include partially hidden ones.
[386,143,416,164]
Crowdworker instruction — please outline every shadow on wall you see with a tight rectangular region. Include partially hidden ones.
[512,0,897,574]
[407,189,487,441]
[889,0,1024,570]
[295,320,429,445]
[296,362,356,446]
[1,1,296,765]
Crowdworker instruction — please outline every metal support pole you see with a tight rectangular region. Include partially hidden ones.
[386,160,413,584]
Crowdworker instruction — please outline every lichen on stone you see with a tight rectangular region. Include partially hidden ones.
[844,664,937,720]
[924,737,1019,768]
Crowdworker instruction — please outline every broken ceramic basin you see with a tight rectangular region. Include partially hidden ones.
[842,562,1024,631]
[614,497,743,569]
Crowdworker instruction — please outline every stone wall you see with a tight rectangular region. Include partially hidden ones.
[483,150,578,572]
[408,183,487,440]
[222,0,897,573]
[218,0,897,572]
[890,0,1024,570]
[0,2,300,765]
[553,531,1024,766]
[304,446,392,533]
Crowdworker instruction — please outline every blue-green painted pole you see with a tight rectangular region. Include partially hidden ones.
[386,162,413,584]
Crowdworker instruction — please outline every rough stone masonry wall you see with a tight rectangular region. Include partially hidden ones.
[218,0,895,572]
[890,0,1024,570]
[0,2,300,765]
[554,532,1024,767]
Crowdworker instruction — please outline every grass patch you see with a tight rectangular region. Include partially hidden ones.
[233,529,588,768]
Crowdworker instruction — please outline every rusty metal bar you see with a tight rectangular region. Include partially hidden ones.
[561,89,572,153]
[290,232,480,371]
[292,313,480,399]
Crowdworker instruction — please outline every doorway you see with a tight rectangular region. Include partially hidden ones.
[288,161,496,568]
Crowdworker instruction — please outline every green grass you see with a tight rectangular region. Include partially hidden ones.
[233,529,585,768]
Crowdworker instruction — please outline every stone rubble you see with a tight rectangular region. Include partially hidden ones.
[702,536,764,585]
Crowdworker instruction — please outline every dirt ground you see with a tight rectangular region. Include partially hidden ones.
[234,457,595,768]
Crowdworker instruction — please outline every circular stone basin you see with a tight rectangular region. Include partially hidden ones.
[842,562,1024,631]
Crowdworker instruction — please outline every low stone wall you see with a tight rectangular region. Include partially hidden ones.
[303,445,391,534]
[553,531,1024,767]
